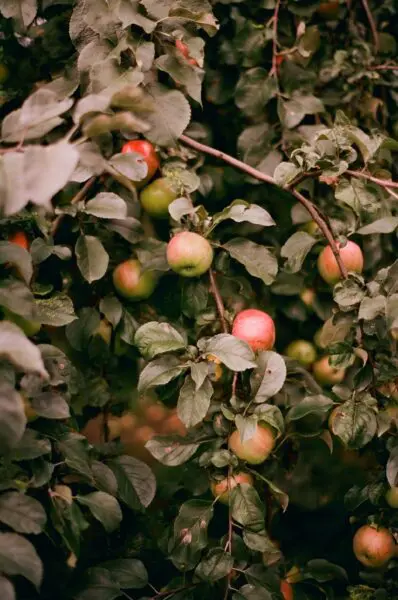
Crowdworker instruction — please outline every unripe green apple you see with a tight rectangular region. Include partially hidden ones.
[317,241,364,284]
[229,424,275,464]
[211,472,254,505]
[313,356,345,385]
[113,259,157,301]
[232,309,275,352]
[139,178,178,218]
[285,340,317,367]
[385,487,398,508]
[167,232,213,277]
[353,525,396,568]
[300,220,319,235]
[2,308,41,337]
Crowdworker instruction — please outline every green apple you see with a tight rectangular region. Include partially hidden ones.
[139,178,178,218]
[167,232,213,277]
[385,486,398,508]
[285,340,317,367]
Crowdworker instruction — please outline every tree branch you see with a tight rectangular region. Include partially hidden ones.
[209,269,228,333]
[270,0,281,77]
[180,135,348,279]
[346,169,398,189]
[361,0,379,53]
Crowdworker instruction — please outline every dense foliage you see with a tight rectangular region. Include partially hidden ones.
[1,1,398,599]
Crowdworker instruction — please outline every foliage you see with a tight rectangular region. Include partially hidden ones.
[1,1,398,599]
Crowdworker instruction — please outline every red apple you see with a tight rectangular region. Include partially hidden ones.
[313,356,345,385]
[353,525,396,568]
[211,472,254,505]
[121,139,159,185]
[318,241,364,284]
[229,424,275,464]
[232,309,275,352]
[113,259,157,301]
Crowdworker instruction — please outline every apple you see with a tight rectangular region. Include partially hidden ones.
[313,356,345,385]
[285,565,302,584]
[121,139,159,185]
[8,231,29,250]
[2,308,41,337]
[175,39,198,66]
[81,413,123,444]
[300,288,315,308]
[53,484,73,505]
[300,220,319,235]
[280,580,294,600]
[139,178,178,218]
[229,424,275,464]
[94,319,112,345]
[167,232,213,278]
[377,380,398,402]
[113,259,157,301]
[207,354,224,383]
[232,309,275,352]
[23,397,38,422]
[385,487,398,508]
[211,472,254,505]
[160,409,187,436]
[317,1,340,19]
[285,340,317,367]
[353,525,396,568]
[143,402,169,426]
[317,241,364,284]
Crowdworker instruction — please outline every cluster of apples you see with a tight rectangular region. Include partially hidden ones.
[82,398,186,463]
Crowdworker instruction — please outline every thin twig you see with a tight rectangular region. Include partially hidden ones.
[51,176,96,237]
[370,64,398,71]
[180,135,348,279]
[347,169,398,189]
[223,465,233,600]
[151,586,195,600]
[231,373,238,398]
[270,0,281,77]
[209,269,228,333]
[361,0,379,53]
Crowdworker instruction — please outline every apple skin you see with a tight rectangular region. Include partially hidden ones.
[175,40,198,66]
[313,356,345,385]
[8,231,29,250]
[139,178,178,218]
[121,140,159,185]
[160,410,187,436]
[318,241,364,284]
[300,288,315,308]
[353,525,396,568]
[232,309,275,352]
[2,308,41,337]
[285,340,317,367]
[385,487,398,508]
[113,259,157,301]
[167,232,213,278]
[53,484,73,505]
[211,472,254,505]
[229,424,275,465]
[280,580,294,600]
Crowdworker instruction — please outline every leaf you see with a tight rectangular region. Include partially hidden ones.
[171,500,213,571]
[99,296,122,327]
[0,533,43,589]
[134,322,186,359]
[84,193,128,219]
[106,217,144,243]
[235,68,277,119]
[281,232,317,273]
[0,321,48,377]
[58,433,92,479]
[287,395,334,423]
[182,279,209,318]
[0,492,47,534]
[210,200,275,232]
[335,178,379,216]
[334,278,366,309]
[0,576,15,600]
[190,362,209,390]
[358,296,386,321]
[145,84,191,146]
[75,235,109,283]
[0,280,35,320]
[10,429,51,460]
[358,217,398,235]
[74,567,120,600]
[138,356,187,392]
[77,492,122,533]
[235,414,258,444]
[0,242,33,284]
[35,294,77,327]
[31,391,70,419]
[251,351,287,402]
[146,437,199,467]
[330,398,377,449]
[252,404,285,435]
[273,162,301,186]
[156,54,203,104]
[198,334,256,372]
[230,484,265,531]
[30,238,71,264]
[109,455,156,509]
[177,376,213,428]
[386,447,398,488]
[97,559,148,589]
[223,238,278,285]
[108,153,148,182]
[0,384,26,454]
[195,548,234,583]
[318,315,353,349]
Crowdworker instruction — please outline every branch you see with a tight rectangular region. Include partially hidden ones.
[361,0,379,53]
[180,135,348,279]
[209,269,228,333]
[51,176,96,237]
[370,64,398,71]
[347,169,398,190]
[270,0,281,77]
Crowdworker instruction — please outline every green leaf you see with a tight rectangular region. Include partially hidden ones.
[97,559,148,589]
[235,414,258,443]
[195,548,234,583]
[171,500,213,571]
[252,404,285,435]
[329,397,377,449]
[190,362,209,390]
[145,84,191,146]
[91,461,118,496]
[0,384,26,454]
[230,484,265,531]
[99,296,122,327]
[0,321,48,377]
[138,356,187,392]
[146,437,199,466]
[335,179,379,216]
[84,193,128,219]
[0,533,43,589]
[75,235,109,283]
[182,279,209,318]
[210,200,275,232]
[77,492,122,533]
[287,395,334,423]
[235,68,277,119]
[387,447,398,488]
[134,322,186,359]
[35,294,77,327]
[281,232,317,273]
[318,315,353,349]
[0,242,33,284]
[31,391,70,419]
[10,429,51,460]
[58,433,92,479]
[358,296,386,321]
[223,238,278,285]
[156,54,203,104]
[273,162,301,186]
[303,559,347,583]
[198,334,256,372]
[0,280,35,320]
[0,492,47,535]
[278,94,324,129]
[108,153,148,183]
[108,455,156,509]
[177,375,213,428]
[358,217,398,235]
[0,576,15,600]
[106,217,144,243]
[74,567,120,600]
[30,238,71,264]
[251,351,287,402]
[334,278,366,308]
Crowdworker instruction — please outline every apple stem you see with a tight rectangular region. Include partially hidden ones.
[209,269,228,333]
